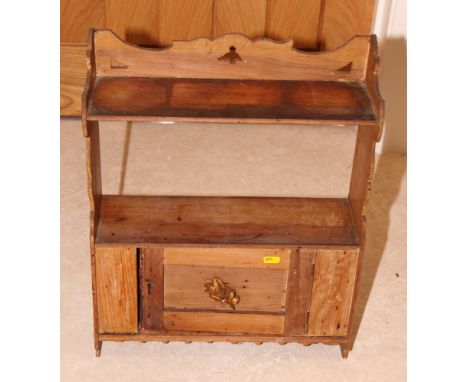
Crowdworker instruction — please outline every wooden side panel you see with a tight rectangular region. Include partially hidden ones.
[104,0,159,45]
[96,247,138,333]
[61,0,106,43]
[348,125,377,239]
[61,45,87,116]
[163,311,284,334]
[140,248,165,330]
[265,0,322,49]
[284,248,315,336]
[85,121,102,243]
[164,247,291,270]
[158,0,214,46]
[308,249,358,336]
[214,0,267,38]
[164,265,289,312]
[319,0,376,50]
[365,35,385,138]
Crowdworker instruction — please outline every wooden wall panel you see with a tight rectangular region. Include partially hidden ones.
[61,0,106,43]
[158,0,214,46]
[319,0,376,50]
[265,0,322,49]
[96,247,138,333]
[308,249,358,336]
[104,0,159,45]
[214,0,267,38]
[61,45,87,116]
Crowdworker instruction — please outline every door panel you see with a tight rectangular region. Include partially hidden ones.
[95,247,138,333]
[308,248,359,336]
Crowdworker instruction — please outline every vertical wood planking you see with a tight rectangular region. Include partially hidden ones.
[158,0,214,46]
[140,247,165,330]
[308,249,359,336]
[265,0,322,49]
[284,248,315,336]
[96,247,138,333]
[319,0,376,50]
[213,0,267,38]
[104,0,160,45]
[61,0,106,43]
[61,45,87,116]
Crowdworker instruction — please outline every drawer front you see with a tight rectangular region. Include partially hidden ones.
[146,247,292,334]
[164,248,291,313]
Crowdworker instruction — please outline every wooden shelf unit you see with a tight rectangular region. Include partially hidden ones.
[82,29,383,358]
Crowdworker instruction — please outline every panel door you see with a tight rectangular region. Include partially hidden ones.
[308,248,359,336]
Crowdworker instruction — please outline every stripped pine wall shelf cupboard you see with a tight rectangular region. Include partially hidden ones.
[82,29,383,358]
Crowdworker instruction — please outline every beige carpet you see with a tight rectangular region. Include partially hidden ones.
[61,119,406,381]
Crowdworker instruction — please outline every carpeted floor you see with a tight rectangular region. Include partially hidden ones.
[61,119,406,382]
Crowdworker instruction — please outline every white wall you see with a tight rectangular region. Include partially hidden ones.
[373,0,407,154]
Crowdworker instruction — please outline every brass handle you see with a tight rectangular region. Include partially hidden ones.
[204,277,240,310]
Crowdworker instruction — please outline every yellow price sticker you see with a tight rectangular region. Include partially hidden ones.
[263,256,281,264]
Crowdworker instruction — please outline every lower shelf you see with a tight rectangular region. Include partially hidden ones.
[96,195,359,246]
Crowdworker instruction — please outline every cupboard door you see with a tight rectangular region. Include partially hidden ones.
[141,247,290,334]
[95,247,138,333]
[308,249,359,336]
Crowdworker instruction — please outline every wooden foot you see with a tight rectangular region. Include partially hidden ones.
[340,344,350,359]
[95,341,102,357]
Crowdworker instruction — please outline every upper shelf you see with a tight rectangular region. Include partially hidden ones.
[83,30,383,129]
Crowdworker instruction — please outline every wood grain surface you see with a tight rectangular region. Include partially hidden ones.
[319,0,376,50]
[348,125,378,239]
[163,311,285,334]
[61,45,87,116]
[104,0,159,45]
[164,264,289,312]
[61,0,105,43]
[284,248,315,335]
[95,247,138,333]
[164,248,290,270]
[89,77,376,123]
[93,31,371,80]
[95,195,359,246]
[308,249,358,336]
[101,332,347,345]
[265,0,322,49]
[214,0,267,37]
[158,0,213,46]
[140,247,165,330]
